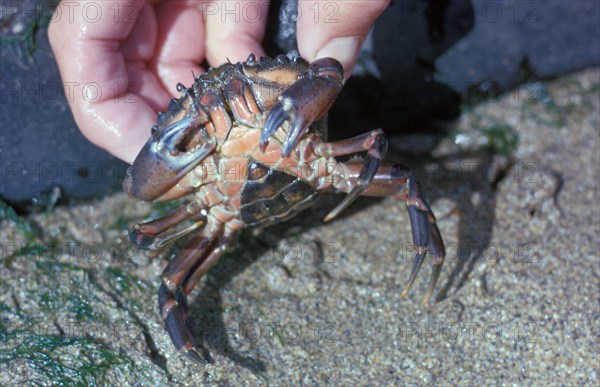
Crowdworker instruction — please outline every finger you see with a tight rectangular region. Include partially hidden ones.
[48,0,161,163]
[121,2,171,112]
[152,1,206,96]
[297,0,389,79]
[203,0,268,66]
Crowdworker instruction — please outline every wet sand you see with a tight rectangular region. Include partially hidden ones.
[1,68,598,385]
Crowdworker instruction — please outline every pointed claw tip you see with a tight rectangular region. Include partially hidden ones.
[421,292,433,305]
[399,287,410,299]
[281,144,293,158]
[185,348,207,365]
[259,140,268,153]
[323,206,341,222]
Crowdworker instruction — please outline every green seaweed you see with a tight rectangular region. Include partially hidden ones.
[0,0,54,59]
[0,325,136,385]
[0,201,36,240]
[222,304,241,313]
[105,266,135,294]
[480,125,519,157]
[1,262,159,384]
[103,266,151,312]
[33,260,101,322]
[114,215,134,232]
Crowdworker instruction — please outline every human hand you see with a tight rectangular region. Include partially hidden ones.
[49,0,389,164]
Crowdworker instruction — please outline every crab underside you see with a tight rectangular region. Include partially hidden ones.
[124,54,446,364]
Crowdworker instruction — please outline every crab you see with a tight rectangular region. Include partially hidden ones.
[124,54,446,364]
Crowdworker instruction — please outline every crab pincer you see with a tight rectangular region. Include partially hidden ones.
[260,58,344,157]
[124,115,216,202]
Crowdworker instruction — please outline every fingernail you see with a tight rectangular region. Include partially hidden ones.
[315,37,363,79]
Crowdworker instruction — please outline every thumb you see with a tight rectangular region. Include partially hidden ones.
[297,0,389,80]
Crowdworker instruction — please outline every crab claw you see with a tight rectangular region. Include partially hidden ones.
[124,116,216,201]
[260,58,344,156]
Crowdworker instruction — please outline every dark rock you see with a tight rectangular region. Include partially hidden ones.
[434,0,600,92]
[1,0,598,208]
[0,1,129,211]
[340,0,599,136]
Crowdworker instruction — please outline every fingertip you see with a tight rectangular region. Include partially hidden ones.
[297,0,389,78]
[314,37,363,80]
[152,2,206,96]
[206,38,265,66]
[47,2,71,49]
[91,113,153,165]
[203,1,268,66]
[112,142,148,165]
[71,92,158,164]
[47,15,60,50]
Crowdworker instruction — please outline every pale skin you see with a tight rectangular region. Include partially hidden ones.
[49,0,390,164]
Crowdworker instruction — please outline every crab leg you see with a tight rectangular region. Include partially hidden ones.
[130,200,207,250]
[158,236,219,364]
[330,162,445,304]
[225,78,263,128]
[159,282,206,363]
[310,129,388,222]
[199,91,233,145]
[181,236,231,295]
[158,227,232,364]
[160,235,214,291]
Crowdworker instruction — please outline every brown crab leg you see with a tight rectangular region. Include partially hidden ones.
[180,235,231,295]
[129,201,207,250]
[331,162,445,304]
[159,282,206,364]
[199,91,233,145]
[158,235,219,365]
[225,78,262,128]
[158,230,232,364]
[311,129,388,222]
[312,129,386,157]
[160,235,214,291]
